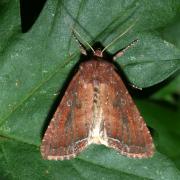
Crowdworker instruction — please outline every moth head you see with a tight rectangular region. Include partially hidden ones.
[94,48,103,58]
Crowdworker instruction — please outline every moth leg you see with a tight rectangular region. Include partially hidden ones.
[129,83,142,90]
[113,39,139,60]
[72,29,87,55]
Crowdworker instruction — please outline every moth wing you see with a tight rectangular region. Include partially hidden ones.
[41,71,94,160]
[100,71,154,158]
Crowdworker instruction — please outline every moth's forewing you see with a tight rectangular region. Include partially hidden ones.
[41,68,94,160]
[97,63,154,158]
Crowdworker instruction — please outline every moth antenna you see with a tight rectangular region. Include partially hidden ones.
[102,19,138,53]
[72,29,87,55]
[72,28,95,54]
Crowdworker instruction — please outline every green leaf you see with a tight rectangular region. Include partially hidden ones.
[0,138,180,180]
[136,99,180,170]
[151,74,180,103]
[0,0,180,179]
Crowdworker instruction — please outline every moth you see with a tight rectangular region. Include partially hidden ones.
[41,25,154,160]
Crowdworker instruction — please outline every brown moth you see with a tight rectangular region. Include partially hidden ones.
[41,26,154,160]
